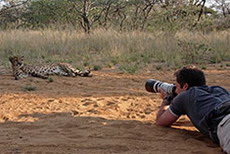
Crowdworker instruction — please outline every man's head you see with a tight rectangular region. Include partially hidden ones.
[174,65,206,94]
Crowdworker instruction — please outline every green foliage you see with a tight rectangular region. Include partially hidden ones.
[48,77,54,83]
[150,4,213,31]
[0,0,223,32]
[155,65,162,70]
[22,85,36,91]
[22,0,79,28]
[119,63,139,74]
[93,65,102,71]
[177,40,212,64]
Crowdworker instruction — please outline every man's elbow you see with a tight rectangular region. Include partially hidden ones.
[155,119,172,127]
[155,109,178,127]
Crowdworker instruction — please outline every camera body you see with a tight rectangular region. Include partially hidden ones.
[145,79,176,96]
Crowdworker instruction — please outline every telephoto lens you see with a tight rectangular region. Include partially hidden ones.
[145,79,176,96]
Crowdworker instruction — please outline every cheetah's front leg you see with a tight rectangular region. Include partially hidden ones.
[15,72,28,80]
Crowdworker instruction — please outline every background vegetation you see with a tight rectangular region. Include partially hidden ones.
[0,0,230,73]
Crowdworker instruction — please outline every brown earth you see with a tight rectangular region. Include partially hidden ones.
[0,67,229,154]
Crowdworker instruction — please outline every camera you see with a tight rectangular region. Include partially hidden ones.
[145,79,176,96]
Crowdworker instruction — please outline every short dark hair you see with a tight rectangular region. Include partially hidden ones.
[174,65,206,88]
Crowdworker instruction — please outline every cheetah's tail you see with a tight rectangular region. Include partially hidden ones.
[77,70,93,77]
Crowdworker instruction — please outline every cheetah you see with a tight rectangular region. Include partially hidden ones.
[9,56,92,80]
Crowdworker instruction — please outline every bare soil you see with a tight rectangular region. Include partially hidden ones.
[0,67,229,154]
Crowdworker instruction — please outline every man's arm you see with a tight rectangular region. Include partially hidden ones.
[156,99,179,126]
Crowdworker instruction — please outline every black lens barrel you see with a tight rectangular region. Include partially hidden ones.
[145,79,157,93]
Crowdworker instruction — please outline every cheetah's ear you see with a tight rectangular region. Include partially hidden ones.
[9,56,13,61]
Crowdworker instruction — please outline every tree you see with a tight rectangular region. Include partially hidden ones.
[0,0,29,28]
[213,0,230,17]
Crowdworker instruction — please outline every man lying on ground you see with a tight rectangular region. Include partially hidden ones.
[156,66,230,154]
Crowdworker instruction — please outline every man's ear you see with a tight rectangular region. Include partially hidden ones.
[183,83,189,90]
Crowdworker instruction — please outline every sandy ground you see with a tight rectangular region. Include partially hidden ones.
[0,67,229,154]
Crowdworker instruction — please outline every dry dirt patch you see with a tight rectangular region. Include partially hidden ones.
[0,69,229,154]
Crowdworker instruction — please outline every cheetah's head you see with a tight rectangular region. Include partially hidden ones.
[9,56,24,67]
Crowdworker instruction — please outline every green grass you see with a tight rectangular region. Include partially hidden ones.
[22,85,36,91]
[48,77,54,83]
[0,29,229,73]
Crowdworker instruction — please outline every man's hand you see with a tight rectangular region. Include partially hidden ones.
[156,88,179,126]
[159,88,171,105]
[159,88,167,99]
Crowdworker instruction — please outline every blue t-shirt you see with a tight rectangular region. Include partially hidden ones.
[169,86,230,138]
